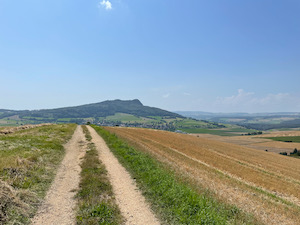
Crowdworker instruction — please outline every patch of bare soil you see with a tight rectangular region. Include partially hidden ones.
[87,126,160,225]
[31,125,86,225]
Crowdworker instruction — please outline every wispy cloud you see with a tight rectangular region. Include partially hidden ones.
[183,92,191,96]
[163,93,170,98]
[98,0,112,10]
[214,89,299,112]
[216,89,254,106]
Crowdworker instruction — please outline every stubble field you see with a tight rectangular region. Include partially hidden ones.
[192,131,300,154]
[105,127,300,225]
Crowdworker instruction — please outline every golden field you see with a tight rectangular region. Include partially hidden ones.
[105,127,300,225]
[192,131,300,154]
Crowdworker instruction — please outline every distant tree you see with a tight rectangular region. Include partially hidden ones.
[290,148,298,155]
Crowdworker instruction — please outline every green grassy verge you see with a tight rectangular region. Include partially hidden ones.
[0,124,77,224]
[92,125,259,225]
[76,126,123,225]
[266,136,300,143]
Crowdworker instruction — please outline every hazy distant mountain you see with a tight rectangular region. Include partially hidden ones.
[0,99,183,121]
[175,111,300,130]
[174,111,249,120]
[175,111,300,120]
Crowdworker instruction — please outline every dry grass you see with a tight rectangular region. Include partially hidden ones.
[0,124,76,224]
[193,132,300,154]
[0,124,51,135]
[106,127,300,225]
[260,130,300,137]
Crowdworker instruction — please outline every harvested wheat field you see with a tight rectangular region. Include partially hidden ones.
[192,132,300,154]
[105,127,300,225]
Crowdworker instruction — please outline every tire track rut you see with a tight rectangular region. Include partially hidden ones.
[87,126,160,225]
[32,125,86,225]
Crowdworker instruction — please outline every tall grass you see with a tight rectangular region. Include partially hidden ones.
[92,125,258,225]
[76,126,123,225]
[0,124,77,224]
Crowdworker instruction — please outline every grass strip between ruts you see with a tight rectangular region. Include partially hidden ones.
[92,125,259,225]
[76,125,123,225]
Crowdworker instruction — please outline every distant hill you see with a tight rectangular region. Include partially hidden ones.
[26,99,183,119]
[0,100,233,133]
[0,99,183,124]
[174,111,249,120]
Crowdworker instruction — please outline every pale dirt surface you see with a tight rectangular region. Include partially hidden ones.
[31,125,86,225]
[87,126,160,225]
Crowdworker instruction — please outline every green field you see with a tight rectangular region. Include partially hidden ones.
[105,113,147,123]
[174,119,213,127]
[57,118,73,122]
[22,116,55,121]
[0,118,43,126]
[179,127,258,136]
[266,136,300,143]
[147,116,163,120]
[0,119,25,126]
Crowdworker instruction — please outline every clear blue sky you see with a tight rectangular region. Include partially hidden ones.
[0,0,299,112]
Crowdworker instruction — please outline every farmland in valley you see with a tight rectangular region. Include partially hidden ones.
[177,111,300,131]
[105,127,300,225]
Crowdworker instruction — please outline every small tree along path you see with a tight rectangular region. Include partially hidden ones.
[87,126,160,225]
[32,125,86,225]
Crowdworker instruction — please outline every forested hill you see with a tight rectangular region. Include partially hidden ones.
[0,99,183,120]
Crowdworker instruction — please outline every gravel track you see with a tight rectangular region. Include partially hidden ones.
[31,125,86,225]
[87,126,160,225]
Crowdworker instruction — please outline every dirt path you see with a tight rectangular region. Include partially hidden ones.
[31,125,86,225]
[87,126,160,225]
